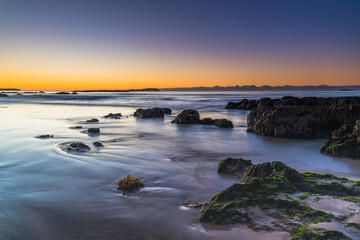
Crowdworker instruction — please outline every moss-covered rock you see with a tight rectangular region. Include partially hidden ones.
[117,175,145,194]
[197,158,360,238]
[321,120,360,159]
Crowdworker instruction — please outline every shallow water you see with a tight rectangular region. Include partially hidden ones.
[0,91,359,240]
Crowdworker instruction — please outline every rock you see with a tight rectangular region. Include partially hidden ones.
[0,93,8,97]
[35,134,54,139]
[88,128,100,134]
[171,109,201,124]
[56,91,70,94]
[65,142,91,152]
[225,99,257,110]
[214,119,234,128]
[239,97,360,139]
[117,175,145,194]
[198,158,360,238]
[71,126,83,129]
[86,118,99,123]
[321,120,360,159]
[72,91,77,94]
[104,113,122,119]
[217,158,253,177]
[93,141,104,147]
[172,110,233,128]
[134,107,171,118]
[200,118,216,125]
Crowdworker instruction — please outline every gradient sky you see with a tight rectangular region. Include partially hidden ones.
[0,0,359,90]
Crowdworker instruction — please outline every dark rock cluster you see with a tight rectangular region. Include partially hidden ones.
[134,107,172,118]
[172,109,233,128]
[104,113,122,119]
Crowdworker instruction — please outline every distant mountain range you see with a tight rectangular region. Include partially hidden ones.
[160,85,360,91]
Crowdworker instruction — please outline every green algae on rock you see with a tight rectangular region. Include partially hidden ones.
[117,175,145,194]
[199,158,360,239]
[321,120,360,159]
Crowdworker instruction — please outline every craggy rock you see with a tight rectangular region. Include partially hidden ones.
[65,142,91,152]
[199,158,360,238]
[225,99,257,110]
[172,109,234,128]
[226,97,360,139]
[117,175,145,194]
[88,128,100,134]
[134,107,171,118]
[35,134,54,139]
[171,109,201,124]
[214,119,234,128]
[93,141,104,147]
[0,93,8,97]
[321,120,360,159]
[86,118,99,123]
[104,113,122,119]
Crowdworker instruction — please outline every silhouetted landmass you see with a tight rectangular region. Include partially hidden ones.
[77,88,159,92]
[0,88,20,91]
[161,85,360,91]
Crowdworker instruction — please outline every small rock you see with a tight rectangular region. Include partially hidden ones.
[66,142,91,152]
[35,134,54,139]
[104,113,122,119]
[88,128,100,134]
[214,119,234,128]
[0,93,8,97]
[200,118,216,125]
[93,141,104,147]
[171,109,200,124]
[117,175,145,194]
[86,118,99,123]
[56,91,70,94]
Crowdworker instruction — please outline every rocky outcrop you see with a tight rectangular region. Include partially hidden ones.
[86,118,99,123]
[172,109,234,128]
[117,175,145,194]
[64,142,91,152]
[104,113,122,119]
[134,107,172,118]
[321,120,360,159]
[198,158,360,238]
[226,96,360,139]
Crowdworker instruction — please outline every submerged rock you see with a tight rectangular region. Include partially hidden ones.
[321,120,360,159]
[104,113,122,119]
[117,175,145,194]
[65,142,91,152]
[134,107,171,118]
[0,93,8,97]
[88,128,100,134]
[56,91,70,94]
[86,118,99,123]
[93,141,104,147]
[35,134,54,139]
[71,126,83,129]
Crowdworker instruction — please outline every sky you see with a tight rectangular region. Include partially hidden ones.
[0,0,359,90]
